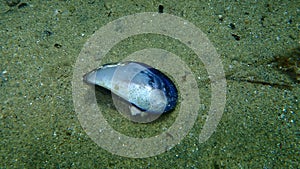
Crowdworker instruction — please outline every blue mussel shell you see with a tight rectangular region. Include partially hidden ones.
[83,61,178,115]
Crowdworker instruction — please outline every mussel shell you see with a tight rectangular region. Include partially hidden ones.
[83,61,178,114]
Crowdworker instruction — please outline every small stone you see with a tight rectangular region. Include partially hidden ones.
[218,15,224,21]
[229,23,236,29]
[158,5,164,13]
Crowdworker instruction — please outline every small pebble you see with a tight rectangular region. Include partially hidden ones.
[54,43,62,48]
[231,33,240,41]
[158,5,164,13]
[218,15,224,21]
[229,23,236,29]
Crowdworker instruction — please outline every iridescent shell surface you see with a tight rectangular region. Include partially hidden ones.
[83,61,178,114]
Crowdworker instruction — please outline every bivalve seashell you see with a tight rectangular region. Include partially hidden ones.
[83,61,178,115]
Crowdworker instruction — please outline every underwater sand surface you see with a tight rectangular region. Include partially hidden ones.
[0,0,298,168]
